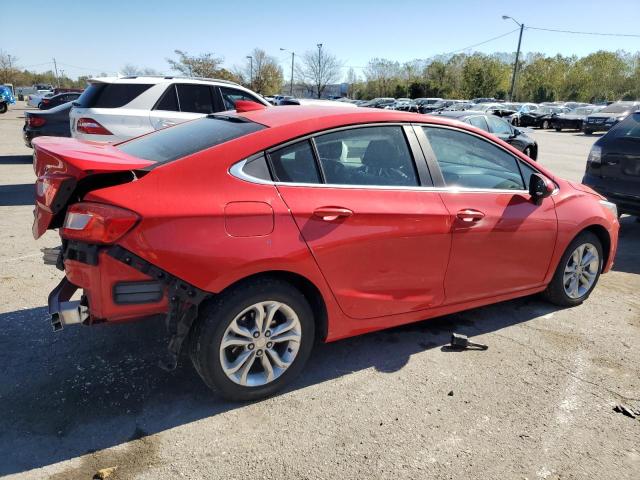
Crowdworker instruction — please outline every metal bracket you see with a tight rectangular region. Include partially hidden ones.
[107,245,209,371]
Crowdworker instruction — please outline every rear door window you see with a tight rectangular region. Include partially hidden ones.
[486,115,513,135]
[467,116,489,132]
[609,112,640,140]
[155,85,179,112]
[74,83,153,108]
[176,84,214,114]
[314,126,419,187]
[269,141,321,184]
[117,116,266,164]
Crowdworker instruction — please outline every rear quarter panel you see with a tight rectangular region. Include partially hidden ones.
[85,141,348,339]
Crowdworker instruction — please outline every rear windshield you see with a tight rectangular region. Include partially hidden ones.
[608,113,640,140]
[600,103,636,114]
[117,116,266,164]
[75,83,153,108]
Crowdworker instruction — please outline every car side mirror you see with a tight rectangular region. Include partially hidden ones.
[511,128,521,137]
[529,173,554,205]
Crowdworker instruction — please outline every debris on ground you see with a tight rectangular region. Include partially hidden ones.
[93,467,118,479]
[613,404,640,419]
[450,333,488,351]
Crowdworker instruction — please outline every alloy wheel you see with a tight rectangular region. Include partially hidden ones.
[219,301,302,387]
[563,243,599,299]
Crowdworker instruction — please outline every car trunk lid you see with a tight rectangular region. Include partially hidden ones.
[32,136,155,238]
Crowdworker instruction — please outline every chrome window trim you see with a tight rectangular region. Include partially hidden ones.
[229,120,548,196]
[230,159,529,194]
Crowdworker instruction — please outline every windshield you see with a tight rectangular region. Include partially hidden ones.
[117,116,266,164]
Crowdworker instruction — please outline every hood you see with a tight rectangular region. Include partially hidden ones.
[568,181,605,199]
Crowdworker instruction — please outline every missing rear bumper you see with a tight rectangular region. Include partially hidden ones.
[48,277,88,331]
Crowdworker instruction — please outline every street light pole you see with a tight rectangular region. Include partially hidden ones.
[280,48,295,96]
[316,43,323,98]
[502,15,524,102]
[246,55,253,89]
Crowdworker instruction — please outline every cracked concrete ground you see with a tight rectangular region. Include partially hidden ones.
[0,103,638,479]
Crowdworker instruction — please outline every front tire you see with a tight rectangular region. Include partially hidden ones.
[190,278,315,401]
[543,231,603,307]
[0,102,7,114]
[542,120,550,129]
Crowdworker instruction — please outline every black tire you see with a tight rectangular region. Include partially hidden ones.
[512,117,519,127]
[0,102,7,114]
[555,127,561,132]
[584,128,592,135]
[542,120,550,129]
[190,278,315,401]
[523,147,532,158]
[543,231,603,307]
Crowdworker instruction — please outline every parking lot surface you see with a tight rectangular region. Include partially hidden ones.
[1,103,638,479]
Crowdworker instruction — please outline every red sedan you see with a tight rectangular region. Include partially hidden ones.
[33,103,619,400]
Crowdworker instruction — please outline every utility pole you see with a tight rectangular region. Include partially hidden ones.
[502,15,524,102]
[53,57,60,87]
[246,55,253,89]
[280,48,295,96]
[316,43,323,98]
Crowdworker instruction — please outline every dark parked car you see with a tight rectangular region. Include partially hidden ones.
[359,97,396,109]
[23,101,72,147]
[518,105,569,129]
[583,112,640,216]
[435,111,538,159]
[551,106,603,131]
[583,102,640,134]
[38,92,81,110]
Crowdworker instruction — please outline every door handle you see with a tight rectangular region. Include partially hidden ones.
[160,121,177,128]
[456,209,485,222]
[313,207,353,221]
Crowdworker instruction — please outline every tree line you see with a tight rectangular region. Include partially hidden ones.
[1,48,638,103]
[355,50,640,103]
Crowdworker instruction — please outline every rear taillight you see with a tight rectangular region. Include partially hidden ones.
[587,145,602,165]
[62,202,139,244]
[76,118,112,135]
[42,99,50,105]
[27,116,46,128]
[35,175,76,213]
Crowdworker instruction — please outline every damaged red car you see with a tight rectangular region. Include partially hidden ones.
[33,103,619,400]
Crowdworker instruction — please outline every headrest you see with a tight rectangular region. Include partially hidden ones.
[362,140,396,169]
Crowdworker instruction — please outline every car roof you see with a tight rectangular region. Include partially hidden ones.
[232,105,482,133]
[89,75,241,87]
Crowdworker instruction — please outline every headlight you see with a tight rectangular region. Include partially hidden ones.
[599,200,618,217]
[588,145,602,164]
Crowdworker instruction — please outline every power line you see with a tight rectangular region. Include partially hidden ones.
[526,26,640,38]
[444,28,520,55]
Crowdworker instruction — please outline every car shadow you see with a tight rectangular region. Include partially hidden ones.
[0,183,33,206]
[612,215,640,275]
[0,154,32,164]
[0,294,561,476]
[573,133,604,137]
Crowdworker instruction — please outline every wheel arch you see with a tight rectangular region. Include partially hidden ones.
[211,270,329,342]
[582,224,611,268]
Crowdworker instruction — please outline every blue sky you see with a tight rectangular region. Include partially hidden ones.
[2,0,639,80]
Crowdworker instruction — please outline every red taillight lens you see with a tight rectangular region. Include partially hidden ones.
[42,99,50,105]
[76,118,112,135]
[62,202,139,244]
[27,116,46,128]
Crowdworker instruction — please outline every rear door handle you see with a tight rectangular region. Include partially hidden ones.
[456,209,485,222]
[313,207,353,221]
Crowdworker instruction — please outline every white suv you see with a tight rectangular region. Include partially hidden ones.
[69,76,270,143]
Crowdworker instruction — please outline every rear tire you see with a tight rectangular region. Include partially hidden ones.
[584,128,593,135]
[555,127,561,132]
[542,120,550,129]
[190,278,315,401]
[543,231,603,307]
[0,102,7,114]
